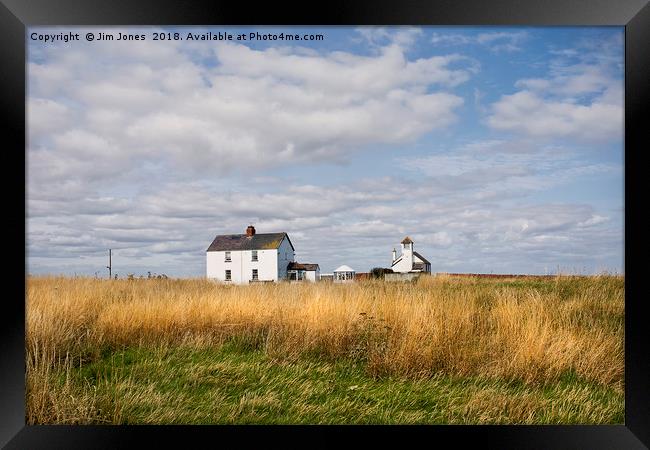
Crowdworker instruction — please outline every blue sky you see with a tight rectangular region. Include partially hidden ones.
[27,26,624,276]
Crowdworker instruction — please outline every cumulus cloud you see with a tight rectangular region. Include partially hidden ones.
[28,29,472,188]
[487,35,623,142]
[487,88,622,141]
[27,167,621,275]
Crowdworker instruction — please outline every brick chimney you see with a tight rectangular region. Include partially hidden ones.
[246,225,256,236]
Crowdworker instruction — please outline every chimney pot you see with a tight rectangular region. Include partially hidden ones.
[246,225,256,236]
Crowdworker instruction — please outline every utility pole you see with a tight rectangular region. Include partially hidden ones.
[107,249,112,279]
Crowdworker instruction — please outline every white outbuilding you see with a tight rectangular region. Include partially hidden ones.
[333,264,355,282]
[391,236,431,274]
[287,262,321,282]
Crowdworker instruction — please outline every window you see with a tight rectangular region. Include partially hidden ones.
[288,270,303,281]
[251,250,258,261]
[252,269,258,281]
[225,270,231,281]
[225,251,231,262]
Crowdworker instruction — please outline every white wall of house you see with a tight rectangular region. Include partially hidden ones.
[392,242,415,273]
[305,268,320,282]
[207,248,281,284]
[413,254,431,273]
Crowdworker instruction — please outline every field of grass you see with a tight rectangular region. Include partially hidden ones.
[26,274,624,424]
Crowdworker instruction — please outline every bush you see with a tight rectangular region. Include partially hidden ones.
[371,267,393,279]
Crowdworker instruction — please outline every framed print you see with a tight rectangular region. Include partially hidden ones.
[2,0,649,448]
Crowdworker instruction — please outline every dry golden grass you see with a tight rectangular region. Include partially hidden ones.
[26,274,624,424]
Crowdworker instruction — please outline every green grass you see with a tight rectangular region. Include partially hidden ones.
[55,341,623,425]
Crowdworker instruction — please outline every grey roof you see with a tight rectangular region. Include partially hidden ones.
[413,251,430,264]
[391,251,430,267]
[206,232,294,252]
[287,262,319,271]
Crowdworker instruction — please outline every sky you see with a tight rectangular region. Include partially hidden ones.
[26,26,624,277]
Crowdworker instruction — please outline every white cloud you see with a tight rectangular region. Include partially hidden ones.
[27,169,622,275]
[431,31,528,52]
[476,31,527,52]
[487,36,623,142]
[430,33,473,46]
[428,231,453,247]
[27,98,70,137]
[355,27,424,48]
[28,32,472,185]
[399,139,619,195]
[487,89,622,140]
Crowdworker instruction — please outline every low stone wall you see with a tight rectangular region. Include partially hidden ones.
[384,272,422,282]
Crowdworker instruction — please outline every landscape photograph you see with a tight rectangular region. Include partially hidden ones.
[26,25,624,424]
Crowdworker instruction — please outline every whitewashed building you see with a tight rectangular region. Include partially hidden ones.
[390,236,431,274]
[206,226,296,284]
[287,262,320,282]
[333,265,355,282]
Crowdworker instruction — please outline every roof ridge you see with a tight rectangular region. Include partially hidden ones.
[221,231,286,236]
[206,231,290,252]
[413,250,430,264]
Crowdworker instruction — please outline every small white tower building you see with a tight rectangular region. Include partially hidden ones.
[390,236,431,274]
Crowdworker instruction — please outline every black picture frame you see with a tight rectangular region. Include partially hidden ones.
[2,0,648,448]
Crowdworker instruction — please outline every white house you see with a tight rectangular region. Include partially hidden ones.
[287,262,320,282]
[206,225,296,284]
[333,264,355,282]
[390,236,431,274]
